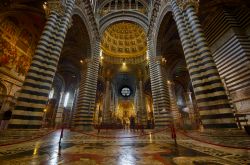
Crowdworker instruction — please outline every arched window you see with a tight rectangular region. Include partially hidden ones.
[49,88,54,99]
[64,92,70,107]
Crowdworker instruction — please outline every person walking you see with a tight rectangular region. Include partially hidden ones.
[130,116,135,132]
[0,109,12,130]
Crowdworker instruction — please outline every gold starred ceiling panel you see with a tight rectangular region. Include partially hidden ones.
[101,22,147,58]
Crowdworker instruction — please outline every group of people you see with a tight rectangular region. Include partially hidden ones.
[0,108,12,130]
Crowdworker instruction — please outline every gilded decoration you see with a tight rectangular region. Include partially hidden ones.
[44,0,65,18]
[0,16,38,76]
[176,0,199,12]
[101,22,147,58]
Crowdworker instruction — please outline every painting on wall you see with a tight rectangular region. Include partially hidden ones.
[0,16,33,76]
[0,17,19,41]
[16,29,33,52]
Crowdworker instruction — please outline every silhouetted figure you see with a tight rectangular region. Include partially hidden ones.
[130,116,135,132]
[0,109,12,130]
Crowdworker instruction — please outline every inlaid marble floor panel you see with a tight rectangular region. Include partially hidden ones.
[0,129,249,165]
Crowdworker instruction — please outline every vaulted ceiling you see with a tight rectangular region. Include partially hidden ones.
[101,21,147,58]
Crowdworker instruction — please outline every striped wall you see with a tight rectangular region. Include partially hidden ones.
[202,7,250,124]
[73,42,100,130]
[148,39,172,127]
[171,0,237,129]
[8,0,76,129]
[204,8,250,94]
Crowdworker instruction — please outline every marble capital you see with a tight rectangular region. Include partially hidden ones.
[176,0,199,12]
[44,0,65,18]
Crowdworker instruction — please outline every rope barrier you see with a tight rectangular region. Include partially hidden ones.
[1,127,248,150]
[0,129,57,147]
[71,127,170,139]
[73,127,250,150]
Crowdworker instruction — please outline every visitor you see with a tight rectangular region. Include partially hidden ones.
[130,116,135,132]
[0,108,12,130]
[124,117,130,131]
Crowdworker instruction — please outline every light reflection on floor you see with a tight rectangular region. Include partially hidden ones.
[0,129,249,165]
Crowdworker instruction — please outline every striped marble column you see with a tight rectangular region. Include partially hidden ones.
[72,61,88,127]
[134,86,139,123]
[148,39,172,127]
[8,0,76,129]
[168,81,181,124]
[184,91,195,120]
[55,91,65,128]
[70,88,79,127]
[103,79,111,123]
[171,0,237,128]
[138,80,147,125]
[74,42,100,130]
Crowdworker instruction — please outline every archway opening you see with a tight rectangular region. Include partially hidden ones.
[46,14,92,128]
[156,12,196,128]
[96,21,154,128]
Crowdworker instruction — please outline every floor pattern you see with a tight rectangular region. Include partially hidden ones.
[0,129,249,165]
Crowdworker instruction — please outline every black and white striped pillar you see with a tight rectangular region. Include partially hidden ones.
[171,0,237,128]
[138,79,147,125]
[103,79,111,123]
[55,91,66,128]
[168,81,181,124]
[8,0,76,129]
[73,42,100,130]
[148,39,172,127]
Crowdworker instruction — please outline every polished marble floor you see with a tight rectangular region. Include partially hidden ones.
[0,129,249,165]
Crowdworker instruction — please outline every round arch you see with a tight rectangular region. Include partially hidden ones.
[99,11,149,36]
[98,0,149,11]
[72,6,98,57]
[151,4,172,56]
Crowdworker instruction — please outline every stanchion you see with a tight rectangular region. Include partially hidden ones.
[58,125,64,156]
[59,125,64,144]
